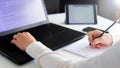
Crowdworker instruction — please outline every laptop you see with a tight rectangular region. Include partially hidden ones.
[0,0,86,65]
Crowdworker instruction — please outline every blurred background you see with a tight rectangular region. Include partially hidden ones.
[44,0,120,22]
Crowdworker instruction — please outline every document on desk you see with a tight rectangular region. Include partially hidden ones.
[64,36,108,58]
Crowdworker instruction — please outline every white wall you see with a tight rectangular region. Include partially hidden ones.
[97,0,117,21]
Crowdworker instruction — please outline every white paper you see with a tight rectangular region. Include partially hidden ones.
[64,36,108,58]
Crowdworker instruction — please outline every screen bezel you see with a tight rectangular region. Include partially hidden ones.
[66,4,97,24]
[0,0,49,37]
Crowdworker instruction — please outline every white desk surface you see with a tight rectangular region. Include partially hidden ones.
[1,13,120,68]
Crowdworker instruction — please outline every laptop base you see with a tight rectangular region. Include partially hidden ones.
[0,23,86,65]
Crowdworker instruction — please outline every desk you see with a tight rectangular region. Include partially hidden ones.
[0,13,120,68]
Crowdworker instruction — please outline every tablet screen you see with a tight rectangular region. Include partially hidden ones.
[66,4,97,24]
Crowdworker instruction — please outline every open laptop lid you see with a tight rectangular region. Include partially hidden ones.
[0,0,49,37]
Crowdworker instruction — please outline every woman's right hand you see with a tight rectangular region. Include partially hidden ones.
[87,30,113,48]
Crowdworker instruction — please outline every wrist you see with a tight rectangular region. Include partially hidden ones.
[25,41,52,59]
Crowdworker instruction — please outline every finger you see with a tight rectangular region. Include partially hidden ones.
[13,34,19,40]
[22,32,31,36]
[88,31,94,43]
[88,30,101,43]
[17,32,22,36]
[91,44,101,48]
[95,44,102,49]
[92,38,103,46]
[93,30,102,38]
[21,32,27,34]
[17,32,28,37]
[23,32,35,38]
[11,39,17,44]
[98,45,103,48]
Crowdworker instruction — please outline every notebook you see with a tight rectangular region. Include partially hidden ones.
[0,0,86,65]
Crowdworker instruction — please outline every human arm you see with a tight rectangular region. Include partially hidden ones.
[11,32,84,68]
[11,32,120,68]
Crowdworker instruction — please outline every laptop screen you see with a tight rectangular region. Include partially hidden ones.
[0,0,47,36]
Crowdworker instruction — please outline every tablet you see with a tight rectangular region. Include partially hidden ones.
[66,4,97,24]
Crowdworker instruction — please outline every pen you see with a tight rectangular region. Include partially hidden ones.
[90,19,120,45]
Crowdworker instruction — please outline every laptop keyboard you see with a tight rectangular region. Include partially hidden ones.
[29,23,68,40]
[26,23,86,50]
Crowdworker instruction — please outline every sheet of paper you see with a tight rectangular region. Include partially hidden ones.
[64,36,108,58]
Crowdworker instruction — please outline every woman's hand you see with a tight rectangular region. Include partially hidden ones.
[11,32,37,51]
[88,30,113,48]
